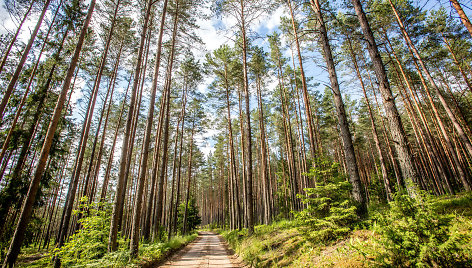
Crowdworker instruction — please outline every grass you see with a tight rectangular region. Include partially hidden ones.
[16,233,198,268]
[218,192,472,267]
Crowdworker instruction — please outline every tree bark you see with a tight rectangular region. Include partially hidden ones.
[311,0,366,214]
[351,0,418,195]
[2,1,95,266]
[108,0,152,251]
[0,0,52,121]
[450,0,472,38]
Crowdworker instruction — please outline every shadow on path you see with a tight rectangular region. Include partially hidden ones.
[158,231,240,268]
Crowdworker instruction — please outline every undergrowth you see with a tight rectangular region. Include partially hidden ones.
[16,200,198,267]
[218,159,472,268]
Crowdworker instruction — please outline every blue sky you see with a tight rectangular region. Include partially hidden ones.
[1,0,471,157]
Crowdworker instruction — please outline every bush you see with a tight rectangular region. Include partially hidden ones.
[370,192,472,267]
[293,158,358,243]
[52,199,119,267]
[176,198,201,234]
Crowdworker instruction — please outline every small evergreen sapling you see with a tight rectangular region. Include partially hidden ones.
[371,192,471,267]
[293,158,359,243]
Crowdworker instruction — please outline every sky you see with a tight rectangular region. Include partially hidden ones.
[1,0,471,158]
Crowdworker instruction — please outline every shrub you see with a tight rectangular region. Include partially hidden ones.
[370,192,472,267]
[293,158,358,243]
[52,199,118,267]
[176,198,202,234]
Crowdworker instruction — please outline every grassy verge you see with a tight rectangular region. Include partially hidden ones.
[218,193,472,267]
[219,220,367,267]
[16,233,198,267]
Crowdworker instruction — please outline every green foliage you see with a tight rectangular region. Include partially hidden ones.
[52,199,116,266]
[293,158,358,243]
[368,192,472,267]
[45,198,198,267]
[177,198,202,234]
[137,234,198,264]
[220,221,307,267]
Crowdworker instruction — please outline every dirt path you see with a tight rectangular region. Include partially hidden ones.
[158,231,239,268]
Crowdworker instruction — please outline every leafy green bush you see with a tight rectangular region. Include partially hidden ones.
[370,192,472,267]
[176,198,202,234]
[293,158,358,243]
[52,199,122,267]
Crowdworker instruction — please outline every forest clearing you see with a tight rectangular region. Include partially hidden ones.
[0,0,472,267]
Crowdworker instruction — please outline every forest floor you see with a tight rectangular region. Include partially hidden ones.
[215,193,472,267]
[158,231,241,267]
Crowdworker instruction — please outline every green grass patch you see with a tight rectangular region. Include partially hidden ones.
[16,233,197,267]
[218,192,472,267]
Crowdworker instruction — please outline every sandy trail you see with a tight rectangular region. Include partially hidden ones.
[158,231,239,268]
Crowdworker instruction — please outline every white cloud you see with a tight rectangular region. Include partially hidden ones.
[254,6,284,33]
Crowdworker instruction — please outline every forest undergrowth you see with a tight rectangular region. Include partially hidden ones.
[14,200,199,268]
[216,179,472,267]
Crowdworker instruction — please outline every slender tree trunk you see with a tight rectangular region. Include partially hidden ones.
[171,86,187,236]
[2,1,95,266]
[155,0,179,240]
[0,0,52,121]
[345,35,392,201]
[84,42,123,203]
[167,86,186,238]
[223,65,242,229]
[55,1,119,261]
[311,0,366,214]
[0,26,69,233]
[237,87,248,228]
[0,0,35,76]
[108,0,152,251]
[287,0,318,157]
[130,0,169,255]
[99,77,131,203]
[182,121,195,234]
[388,0,472,165]
[351,0,418,195]
[141,0,169,242]
[239,0,254,235]
[450,0,472,38]
[0,1,62,166]
[255,74,271,224]
[442,34,472,92]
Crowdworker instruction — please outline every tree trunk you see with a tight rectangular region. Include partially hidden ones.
[450,0,472,38]
[255,74,271,223]
[167,85,186,238]
[108,0,152,251]
[2,1,95,266]
[388,0,472,169]
[311,0,366,214]
[0,0,52,121]
[0,0,62,166]
[345,34,392,201]
[224,64,242,229]
[55,1,120,260]
[130,0,169,256]
[287,0,318,157]
[0,0,35,76]
[351,0,418,195]
[155,0,180,241]
[142,0,169,242]
[240,0,254,235]
[182,121,195,234]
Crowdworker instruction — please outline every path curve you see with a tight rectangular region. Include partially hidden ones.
[158,231,239,268]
